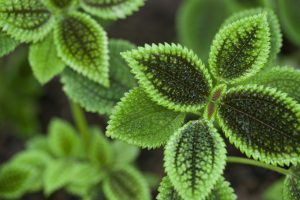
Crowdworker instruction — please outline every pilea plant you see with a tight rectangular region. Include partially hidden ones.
[107,9,300,200]
[0,114,151,200]
[0,0,145,85]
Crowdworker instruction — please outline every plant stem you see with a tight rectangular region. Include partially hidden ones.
[227,156,289,175]
[70,101,90,149]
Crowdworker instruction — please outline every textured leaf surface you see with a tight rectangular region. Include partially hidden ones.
[278,0,300,46]
[61,39,136,115]
[165,120,226,200]
[0,164,34,199]
[218,85,300,165]
[122,43,212,112]
[0,32,18,57]
[54,12,109,86]
[209,13,270,83]
[244,67,300,102]
[283,166,300,200]
[177,0,233,61]
[157,176,236,200]
[0,0,54,42]
[80,0,145,20]
[222,8,282,62]
[107,88,185,148]
[103,166,150,200]
[48,118,82,158]
[29,34,65,84]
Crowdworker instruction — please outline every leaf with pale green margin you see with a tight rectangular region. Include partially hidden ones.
[157,176,236,200]
[283,165,300,200]
[112,141,140,164]
[122,43,212,112]
[278,0,300,46]
[54,12,109,86]
[107,88,185,148]
[263,178,284,200]
[103,165,150,200]
[80,0,145,20]
[217,85,300,166]
[209,13,270,84]
[0,164,35,199]
[222,8,282,63]
[165,120,227,200]
[177,0,235,61]
[88,127,113,167]
[29,33,65,84]
[48,118,82,158]
[0,0,54,42]
[0,32,18,57]
[61,39,136,115]
[243,67,300,102]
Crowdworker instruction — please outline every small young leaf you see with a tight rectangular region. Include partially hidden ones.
[165,120,227,200]
[0,32,18,57]
[283,165,300,200]
[122,43,212,112]
[222,8,282,62]
[209,13,270,83]
[61,39,136,115]
[80,0,145,20]
[0,0,54,42]
[112,141,140,164]
[107,88,185,148]
[0,164,35,199]
[263,178,284,200]
[103,166,150,200]
[48,118,82,158]
[243,67,300,102]
[54,12,109,86]
[29,33,65,84]
[217,85,300,165]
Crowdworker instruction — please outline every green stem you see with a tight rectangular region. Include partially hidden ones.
[70,101,90,149]
[227,156,289,175]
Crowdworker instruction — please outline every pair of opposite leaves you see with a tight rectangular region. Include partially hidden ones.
[0,0,145,85]
[107,10,300,200]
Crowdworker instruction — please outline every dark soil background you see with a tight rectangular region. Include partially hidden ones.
[1,0,299,200]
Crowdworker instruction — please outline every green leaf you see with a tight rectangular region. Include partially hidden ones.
[164,120,227,200]
[103,166,150,200]
[157,176,184,200]
[222,8,282,63]
[26,136,52,154]
[107,88,185,148]
[263,178,284,200]
[217,85,300,165]
[80,0,145,20]
[209,13,270,83]
[243,67,300,102]
[54,12,109,86]
[278,0,300,46]
[0,31,18,57]
[283,165,300,200]
[0,0,54,42]
[45,0,78,10]
[29,33,65,84]
[0,164,35,199]
[61,39,136,115]
[177,0,234,61]
[48,118,82,158]
[112,141,140,164]
[122,43,212,112]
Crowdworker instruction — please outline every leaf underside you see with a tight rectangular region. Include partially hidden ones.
[284,166,300,200]
[122,43,212,112]
[218,85,300,165]
[54,12,109,87]
[165,120,226,200]
[107,88,185,148]
[103,166,150,200]
[80,0,145,20]
[0,31,18,57]
[61,39,136,115]
[0,0,54,42]
[209,13,270,83]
